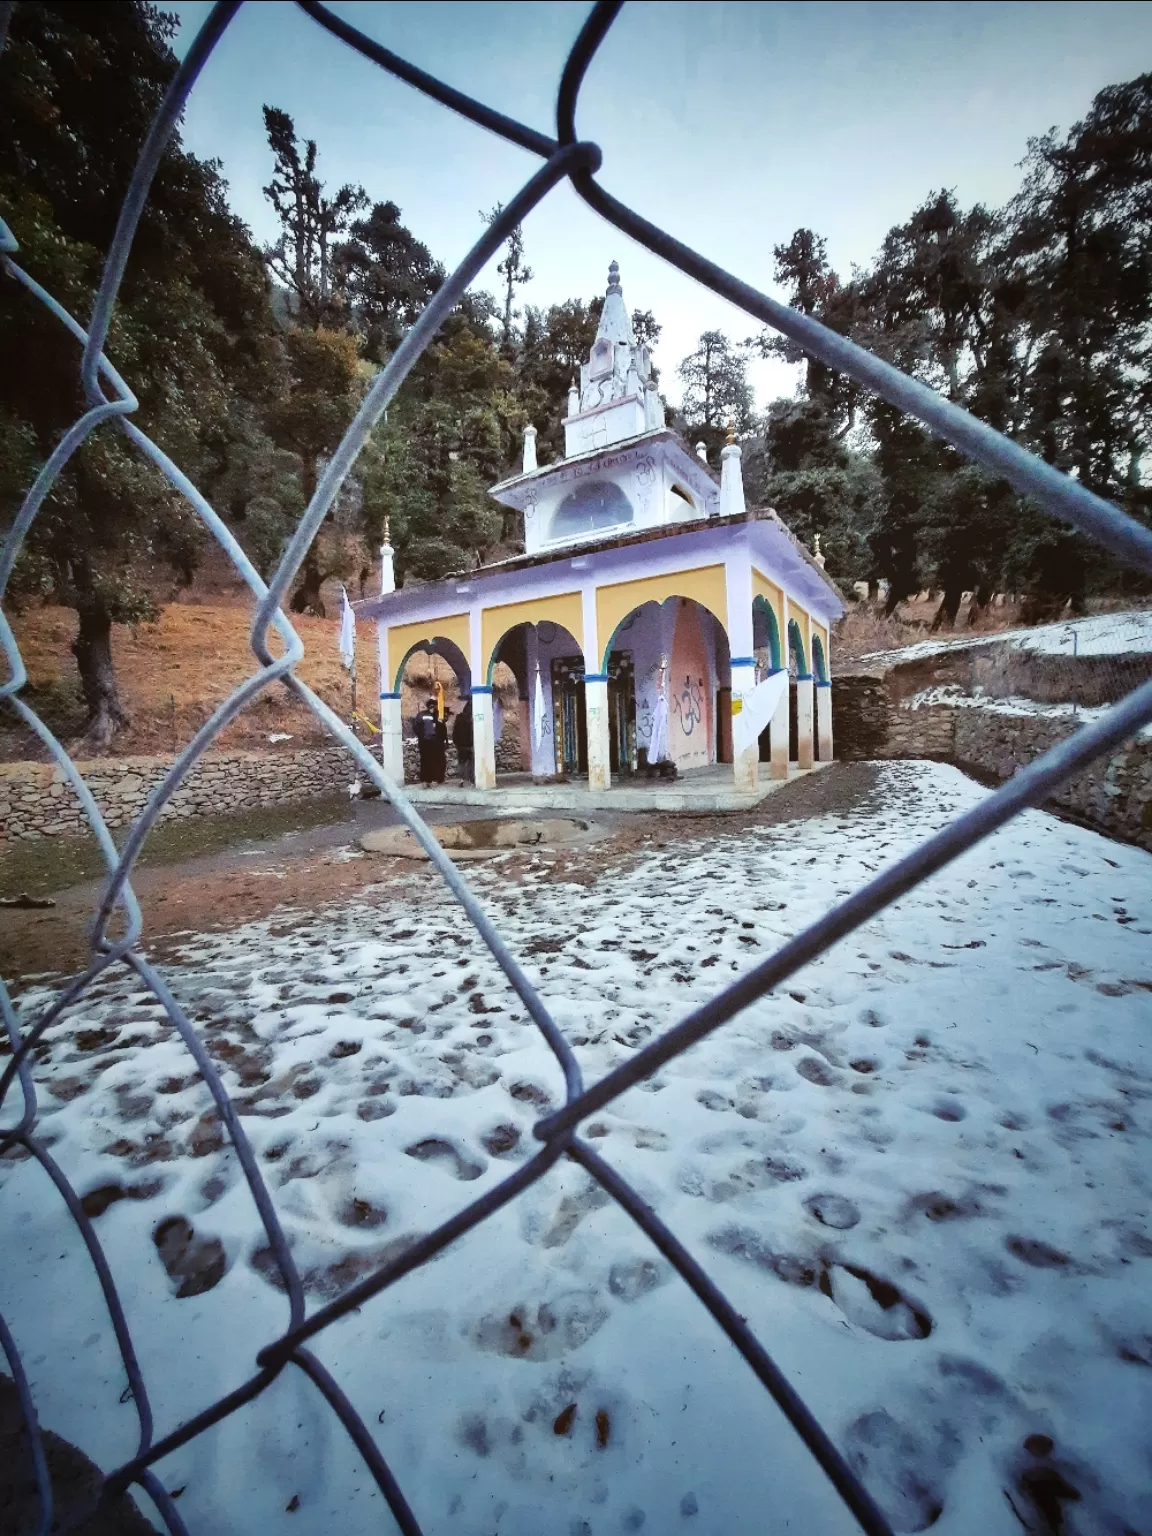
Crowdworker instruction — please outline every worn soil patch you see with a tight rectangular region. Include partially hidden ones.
[0,1375,159,1534]
[0,763,881,983]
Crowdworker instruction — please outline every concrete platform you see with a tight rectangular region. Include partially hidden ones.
[402,763,831,815]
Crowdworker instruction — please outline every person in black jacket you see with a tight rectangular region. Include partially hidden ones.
[452,698,475,786]
[413,698,448,786]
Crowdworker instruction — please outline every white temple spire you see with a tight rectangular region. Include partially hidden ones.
[596,259,634,345]
[718,424,745,518]
[563,259,658,455]
[523,423,538,474]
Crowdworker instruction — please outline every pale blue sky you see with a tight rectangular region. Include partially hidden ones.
[165,1,1152,407]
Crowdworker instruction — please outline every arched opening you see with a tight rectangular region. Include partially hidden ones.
[487,619,584,780]
[752,596,784,765]
[753,596,782,673]
[392,636,470,696]
[812,633,828,683]
[550,480,633,542]
[603,596,731,778]
[792,617,817,768]
[811,632,830,762]
[393,636,471,785]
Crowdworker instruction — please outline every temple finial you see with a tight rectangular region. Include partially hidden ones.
[606,260,621,295]
[726,422,736,446]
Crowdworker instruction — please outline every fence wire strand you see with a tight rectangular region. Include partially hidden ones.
[2,3,1152,1533]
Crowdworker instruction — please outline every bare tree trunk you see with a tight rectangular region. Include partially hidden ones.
[289,556,326,616]
[930,584,963,631]
[72,599,130,751]
[967,582,995,625]
[289,454,326,614]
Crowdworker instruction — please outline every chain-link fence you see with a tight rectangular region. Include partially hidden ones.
[3,3,1152,1533]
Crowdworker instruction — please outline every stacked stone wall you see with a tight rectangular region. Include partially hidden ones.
[832,668,1152,851]
[2,726,530,843]
[0,749,353,841]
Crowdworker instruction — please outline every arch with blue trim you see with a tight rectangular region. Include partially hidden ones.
[486,618,583,685]
[812,631,829,684]
[601,594,729,674]
[752,595,782,671]
[392,635,471,695]
[787,617,809,678]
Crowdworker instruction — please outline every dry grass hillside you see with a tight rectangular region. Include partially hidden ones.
[2,596,376,761]
[2,553,520,763]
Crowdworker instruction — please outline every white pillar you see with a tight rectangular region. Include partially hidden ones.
[377,621,404,782]
[380,696,404,782]
[472,688,496,789]
[584,676,611,791]
[769,676,789,780]
[729,661,758,792]
[581,582,599,677]
[796,676,815,770]
[817,681,834,761]
[724,554,757,794]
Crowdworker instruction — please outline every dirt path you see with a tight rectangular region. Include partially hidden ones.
[1,765,881,984]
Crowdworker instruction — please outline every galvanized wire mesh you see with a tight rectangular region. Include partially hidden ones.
[3,3,1152,1532]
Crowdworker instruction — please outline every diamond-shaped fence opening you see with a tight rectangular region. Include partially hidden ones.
[3,4,1152,1534]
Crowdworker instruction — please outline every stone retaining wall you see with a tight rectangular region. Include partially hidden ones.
[1,726,531,843]
[832,674,1152,850]
[953,712,1152,849]
[0,749,353,841]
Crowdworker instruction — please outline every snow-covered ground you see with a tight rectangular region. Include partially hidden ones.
[861,608,1152,667]
[901,684,1103,719]
[3,762,1151,1536]
[899,684,1152,740]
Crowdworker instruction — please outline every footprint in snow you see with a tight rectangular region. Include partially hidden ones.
[404,1138,484,1181]
[919,1097,967,1123]
[153,1216,227,1299]
[584,1121,670,1151]
[709,1227,932,1340]
[843,1408,952,1532]
[795,1056,840,1087]
[822,1263,932,1341]
[470,1293,610,1362]
[1001,1433,1134,1536]
[532,1183,612,1249]
[804,1192,861,1230]
[607,1258,665,1302]
[679,1155,807,1203]
[481,1122,522,1157]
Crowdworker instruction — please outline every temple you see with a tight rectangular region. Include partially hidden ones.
[356,262,843,797]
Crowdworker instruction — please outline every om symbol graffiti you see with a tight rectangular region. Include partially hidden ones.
[672,675,704,737]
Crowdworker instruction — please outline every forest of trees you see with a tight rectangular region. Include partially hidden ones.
[2,2,1150,744]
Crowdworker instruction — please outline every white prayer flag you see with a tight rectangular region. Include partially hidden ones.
[732,670,788,756]
[532,662,546,749]
[337,585,356,672]
[647,690,669,764]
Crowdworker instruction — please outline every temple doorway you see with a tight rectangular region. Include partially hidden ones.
[551,651,635,778]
